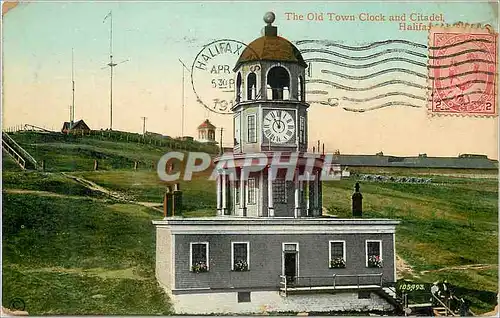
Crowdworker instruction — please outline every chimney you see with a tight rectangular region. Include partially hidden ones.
[352,182,363,217]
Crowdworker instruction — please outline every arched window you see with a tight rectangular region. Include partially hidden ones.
[247,73,257,100]
[267,66,290,100]
[236,73,242,102]
[298,76,305,101]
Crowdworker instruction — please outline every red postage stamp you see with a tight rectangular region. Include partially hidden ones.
[429,24,497,116]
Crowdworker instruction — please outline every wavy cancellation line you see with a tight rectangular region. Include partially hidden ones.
[307,78,494,92]
[306,78,426,91]
[305,57,427,69]
[341,90,488,103]
[428,38,495,50]
[300,48,427,60]
[340,92,427,102]
[320,68,494,81]
[306,57,494,70]
[306,90,329,95]
[428,48,491,60]
[342,101,423,112]
[302,47,491,61]
[295,39,428,50]
[320,68,427,80]
[296,38,493,51]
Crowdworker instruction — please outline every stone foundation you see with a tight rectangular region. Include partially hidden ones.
[168,290,394,315]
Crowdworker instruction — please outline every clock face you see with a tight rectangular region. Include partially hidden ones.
[263,110,295,144]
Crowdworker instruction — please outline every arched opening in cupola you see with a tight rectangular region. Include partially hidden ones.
[247,73,257,100]
[236,72,242,102]
[267,66,290,100]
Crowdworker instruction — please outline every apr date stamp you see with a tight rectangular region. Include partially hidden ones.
[191,39,257,115]
[429,24,497,116]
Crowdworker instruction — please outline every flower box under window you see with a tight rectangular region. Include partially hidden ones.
[329,257,346,268]
[233,259,249,272]
[368,255,383,268]
[191,261,209,273]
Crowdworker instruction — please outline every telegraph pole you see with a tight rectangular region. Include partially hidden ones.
[179,59,190,138]
[103,10,129,131]
[71,48,75,129]
[219,127,224,155]
[141,116,147,135]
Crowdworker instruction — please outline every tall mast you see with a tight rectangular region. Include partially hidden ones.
[71,48,75,128]
[103,10,128,131]
[179,59,190,138]
[108,11,116,130]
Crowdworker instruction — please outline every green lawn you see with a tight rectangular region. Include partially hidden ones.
[2,187,171,315]
[322,177,498,313]
[2,132,498,314]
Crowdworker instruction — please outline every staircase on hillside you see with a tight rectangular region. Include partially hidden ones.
[2,132,38,170]
[375,284,404,314]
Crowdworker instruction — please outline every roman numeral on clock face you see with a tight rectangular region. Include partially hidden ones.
[263,110,296,144]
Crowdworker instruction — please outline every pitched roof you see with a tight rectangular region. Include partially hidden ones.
[198,119,216,129]
[61,119,90,131]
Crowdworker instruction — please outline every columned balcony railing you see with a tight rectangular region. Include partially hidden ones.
[279,273,383,296]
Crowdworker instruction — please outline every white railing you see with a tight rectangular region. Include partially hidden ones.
[432,293,458,316]
[2,138,26,169]
[279,273,384,296]
[2,132,38,169]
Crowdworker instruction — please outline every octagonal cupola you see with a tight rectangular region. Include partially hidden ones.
[232,12,309,154]
[233,12,307,105]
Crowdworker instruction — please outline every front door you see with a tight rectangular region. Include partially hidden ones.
[283,242,299,285]
[284,252,297,284]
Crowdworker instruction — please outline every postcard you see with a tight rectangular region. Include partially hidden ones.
[1,0,498,316]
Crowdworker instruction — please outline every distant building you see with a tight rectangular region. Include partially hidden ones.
[178,136,194,142]
[197,119,216,143]
[61,120,90,134]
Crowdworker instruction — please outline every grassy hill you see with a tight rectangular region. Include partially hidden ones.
[6,131,218,171]
[2,172,171,315]
[2,131,498,314]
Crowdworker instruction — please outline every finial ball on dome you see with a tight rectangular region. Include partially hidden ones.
[263,12,275,25]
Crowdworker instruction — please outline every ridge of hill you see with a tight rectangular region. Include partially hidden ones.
[4,131,218,172]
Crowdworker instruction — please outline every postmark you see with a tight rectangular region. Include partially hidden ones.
[428,24,497,116]
[191,39,258,115]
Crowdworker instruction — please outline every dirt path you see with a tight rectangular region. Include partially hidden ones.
[396,254,415,277]
[4,173,163,214]
[61,173,163,213]
[3,189,82,199]
[419,264,497,275]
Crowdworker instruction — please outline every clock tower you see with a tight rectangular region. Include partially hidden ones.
[232,11,308,153]
[214,12,323,218]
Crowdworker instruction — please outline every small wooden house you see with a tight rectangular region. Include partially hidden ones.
[61,119,90,134]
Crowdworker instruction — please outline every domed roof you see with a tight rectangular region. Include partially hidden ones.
[235,36,308,70]
[234,12,308,70]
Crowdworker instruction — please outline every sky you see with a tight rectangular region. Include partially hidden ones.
[2,1,499,158]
